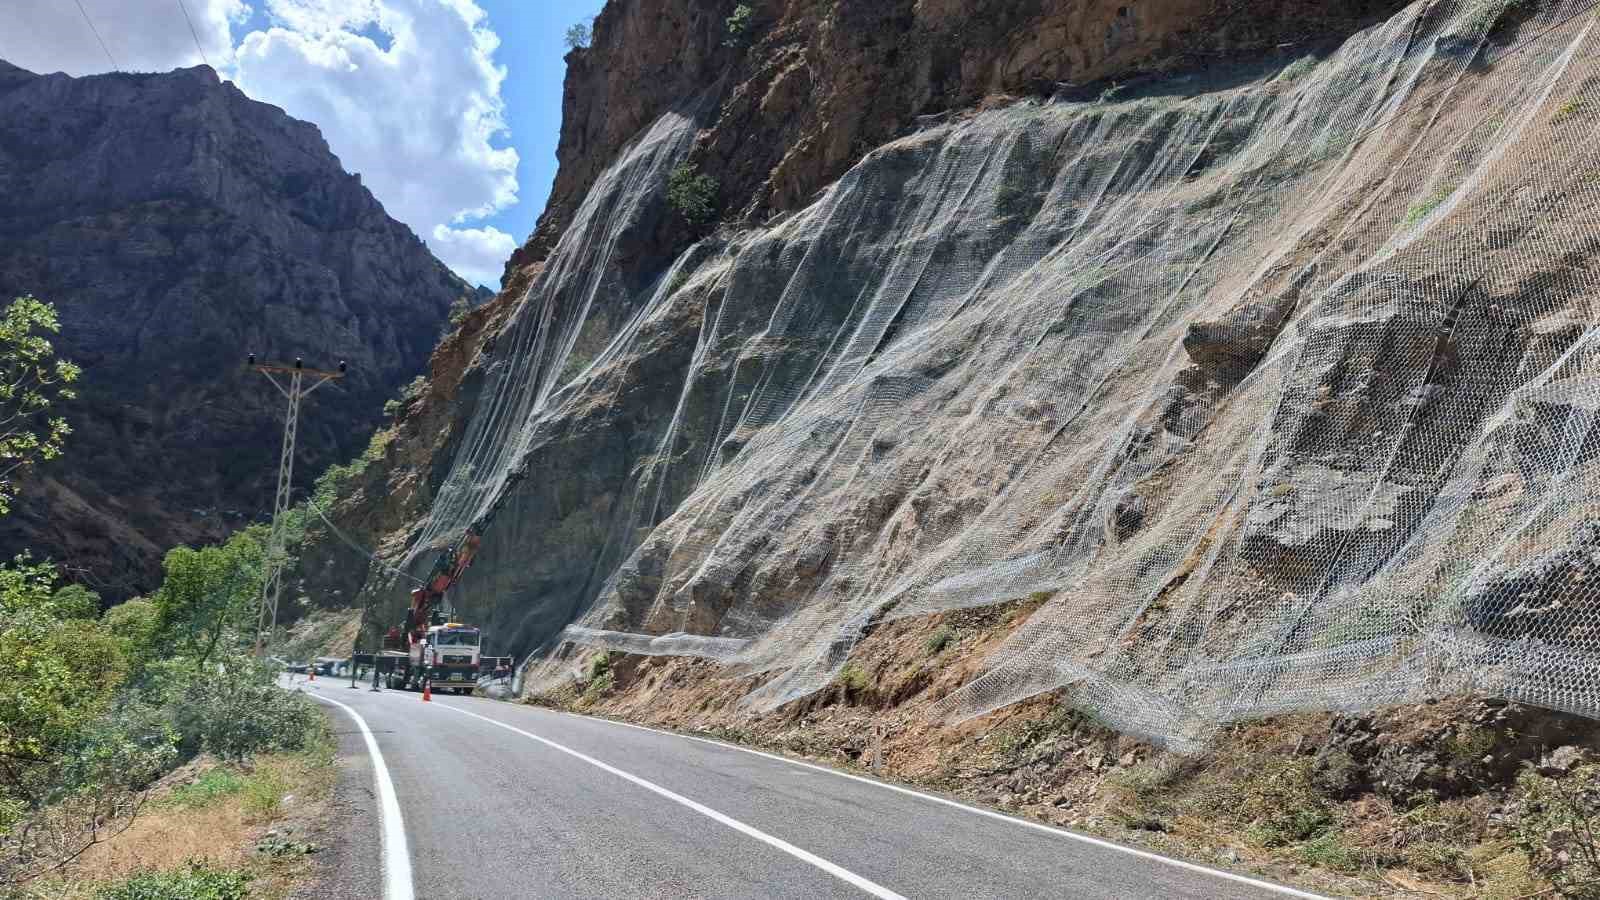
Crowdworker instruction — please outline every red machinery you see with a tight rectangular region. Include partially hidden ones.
[383,532,483,653]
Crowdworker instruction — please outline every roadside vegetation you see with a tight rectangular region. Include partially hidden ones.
[0,296,80,515]
[0,297,331,897]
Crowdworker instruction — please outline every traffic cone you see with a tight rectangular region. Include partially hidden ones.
[422,681,431,702]
[308,665,315,682]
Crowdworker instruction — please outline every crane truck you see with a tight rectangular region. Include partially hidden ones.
[371,461,529,693]
[380,533,485,694]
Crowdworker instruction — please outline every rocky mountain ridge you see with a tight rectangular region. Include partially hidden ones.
[299,0,1386,623]
[0,60,474,598]
[308,0,1440,668]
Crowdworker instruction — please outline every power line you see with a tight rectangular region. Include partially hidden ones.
[174,0,209,67]
[309,498,426,586]
[73,0,118,71]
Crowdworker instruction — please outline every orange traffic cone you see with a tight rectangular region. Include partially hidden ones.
[422,681,431,702]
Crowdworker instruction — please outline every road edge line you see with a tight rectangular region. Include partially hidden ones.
[533,705,1330,900]
[305,689,415,900]
[434,702,908,900]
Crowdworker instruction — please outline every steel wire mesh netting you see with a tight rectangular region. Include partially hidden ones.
[406,0,1600,748]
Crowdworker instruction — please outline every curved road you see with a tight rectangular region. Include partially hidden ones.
[288,676,1325,899]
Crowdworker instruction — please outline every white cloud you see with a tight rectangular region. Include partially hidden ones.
[429,224,516,288]
[0,0,520,289]
[2,0,245,75]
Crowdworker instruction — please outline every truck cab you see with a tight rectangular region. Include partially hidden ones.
[420,622,481,692]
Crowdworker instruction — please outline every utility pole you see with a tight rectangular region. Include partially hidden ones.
[248,354,346,657]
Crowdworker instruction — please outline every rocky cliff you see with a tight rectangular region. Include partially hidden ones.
[0,60,474,598]
[312,0,1600,750]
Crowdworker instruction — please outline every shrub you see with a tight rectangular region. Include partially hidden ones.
[1514,764,1600,898]
[924,625,954,655]
[564,22,591,50]
[581,670,614,705]
[585,651,613,682]
[836,662,871,692]
[95,861,251,900]
[173,658,322,761]
[666,164,719,226]
[1443,727,1496,765]
[723,4,753,48]
[447,296,471,328]
[384,375,427,419]
[166,769,245,809]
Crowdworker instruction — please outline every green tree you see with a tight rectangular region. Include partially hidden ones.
[564,21,591,50]
[384,374,427,419]
[0,296,80,515]
[724,4,754,47]
[0,556,127,832]
[50,582,100,619]
[102,598,161,675]
[666,164,719,226]
[152,528,266,669]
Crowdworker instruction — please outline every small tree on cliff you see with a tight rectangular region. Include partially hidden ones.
[564,21,591,50]
[667,164,719,226]
[0,296,79,515]
[724,4,754,48]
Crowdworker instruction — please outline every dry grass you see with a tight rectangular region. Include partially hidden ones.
[12,739,336,900]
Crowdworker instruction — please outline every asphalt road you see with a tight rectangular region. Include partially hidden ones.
[287,676,1325,900]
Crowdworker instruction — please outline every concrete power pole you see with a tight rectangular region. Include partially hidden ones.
[249,354,346,657]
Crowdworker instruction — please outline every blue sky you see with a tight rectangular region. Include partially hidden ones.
[2,0,609,288]
[475,0,605,254]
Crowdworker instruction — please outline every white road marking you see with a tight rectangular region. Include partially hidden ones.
[535,704,1330,900]
[433,702,909,900]
[303,688,415,900]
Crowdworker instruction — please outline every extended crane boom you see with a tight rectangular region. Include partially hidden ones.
[376,464,526,693]
[381,534,478,645]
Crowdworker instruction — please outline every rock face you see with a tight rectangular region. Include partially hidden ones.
[0,60,472,598]
[515,0,1408,274]
[310,0,1600,742]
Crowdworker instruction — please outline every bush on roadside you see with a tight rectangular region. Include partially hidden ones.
[95,861,252,900]
[172,657,321,761]
[1515,764,1600,898]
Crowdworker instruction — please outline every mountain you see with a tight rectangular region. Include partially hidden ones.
[278,2,1600,889]
[0,60,475,599]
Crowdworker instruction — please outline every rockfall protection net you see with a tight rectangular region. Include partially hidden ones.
[395,0,1600,749]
